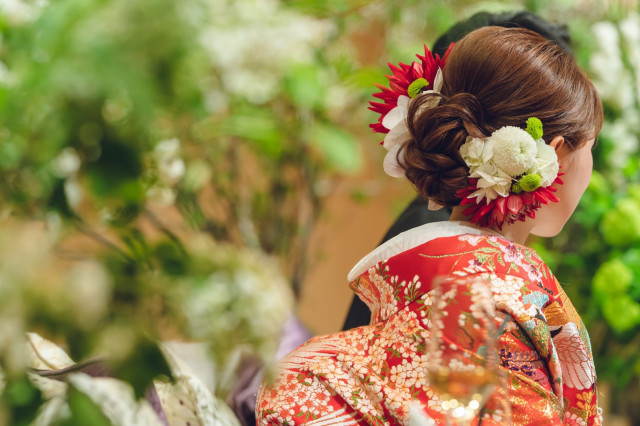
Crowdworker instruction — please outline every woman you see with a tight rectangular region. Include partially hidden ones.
[257,26,603,425]
[342,10,575,332]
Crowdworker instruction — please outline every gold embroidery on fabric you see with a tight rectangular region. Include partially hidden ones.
[544,301,568,327]
[557,290,583,329]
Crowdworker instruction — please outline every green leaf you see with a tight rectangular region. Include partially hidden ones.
[63,385,111,426]
[2,375,43,426]
[154,240,187,276]
[344,67,383,91]
[600,198,640,247]
[109,338,172,399]
[602,295,640,334]
[222,112,283,159]
[285,63,325,109]
[593,259,633,298]
[110,203,143,227]
[309,123,362,173]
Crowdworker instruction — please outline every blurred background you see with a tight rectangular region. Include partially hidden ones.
[0,0,639,424]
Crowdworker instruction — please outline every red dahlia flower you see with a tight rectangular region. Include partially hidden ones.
[369,43,455,137]
[456,173,565,230]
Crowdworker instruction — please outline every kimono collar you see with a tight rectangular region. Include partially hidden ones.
[346,221,502,323]
[347,221,501,282]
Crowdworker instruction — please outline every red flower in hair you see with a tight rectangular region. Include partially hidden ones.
[456,173,565,230]
[369,44,455,137]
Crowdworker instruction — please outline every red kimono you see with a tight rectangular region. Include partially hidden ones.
[257,222,600,425]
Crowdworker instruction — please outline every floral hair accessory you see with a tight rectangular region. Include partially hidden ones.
[369,44,455,180]
[456,118,563,229]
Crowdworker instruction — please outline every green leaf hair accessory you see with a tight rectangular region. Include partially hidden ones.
[407,78,429,98]
[525,117,543,140]
[518,173,542,192]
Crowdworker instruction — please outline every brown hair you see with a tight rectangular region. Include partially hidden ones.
[402,26,603,206]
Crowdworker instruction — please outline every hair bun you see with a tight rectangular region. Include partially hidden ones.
[402,92,486,206]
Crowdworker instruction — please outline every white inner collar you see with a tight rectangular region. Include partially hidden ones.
[347,221,502,282]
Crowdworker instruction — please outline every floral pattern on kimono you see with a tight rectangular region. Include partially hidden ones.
[256,228,600,425]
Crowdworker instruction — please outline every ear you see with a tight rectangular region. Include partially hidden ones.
[549,135,569,160]
[549,135,565,152]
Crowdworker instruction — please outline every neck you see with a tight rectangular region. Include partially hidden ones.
[449,206,534,245]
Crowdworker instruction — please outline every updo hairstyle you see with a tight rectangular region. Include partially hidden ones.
[402,26,603,206]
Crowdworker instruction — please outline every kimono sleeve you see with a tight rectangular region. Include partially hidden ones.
[255,336,360,425]
[431,273,564,424]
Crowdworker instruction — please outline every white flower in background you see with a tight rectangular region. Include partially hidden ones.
[590,21,634,110]
[147,136,184,205]
[180,247,293,368]
[222,69,279,105]
[489,126,536,176]
[154,138,180,160]
[601,121,639,171]
[0,0,46,25]
[68,261,111,328]
[51,148,83,209]
[63,177,83,209]
[146,186,176,206]
[200,0,333,104]
[620,13,640,103]
[51,148,81,178]
[154,138,185,185]
[324,85,352,115]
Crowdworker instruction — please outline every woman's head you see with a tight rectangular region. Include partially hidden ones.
[403,26,603,214]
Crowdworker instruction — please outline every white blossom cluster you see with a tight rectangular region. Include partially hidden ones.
[146,138,186,206]
[590,16,640,179]
[181,245,293,369]
[459,127,559,204]
[0,0,48,25]
[200,0,333,106]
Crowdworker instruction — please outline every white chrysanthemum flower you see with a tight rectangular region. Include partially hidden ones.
[530,139,559,186]
[460,137,494,170]
[489,126,537,177]
[469,164,511,203]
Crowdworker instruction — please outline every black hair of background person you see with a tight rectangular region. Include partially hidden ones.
[341,10,573,331]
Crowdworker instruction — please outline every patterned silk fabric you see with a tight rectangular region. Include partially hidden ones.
[256,230,600,425]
